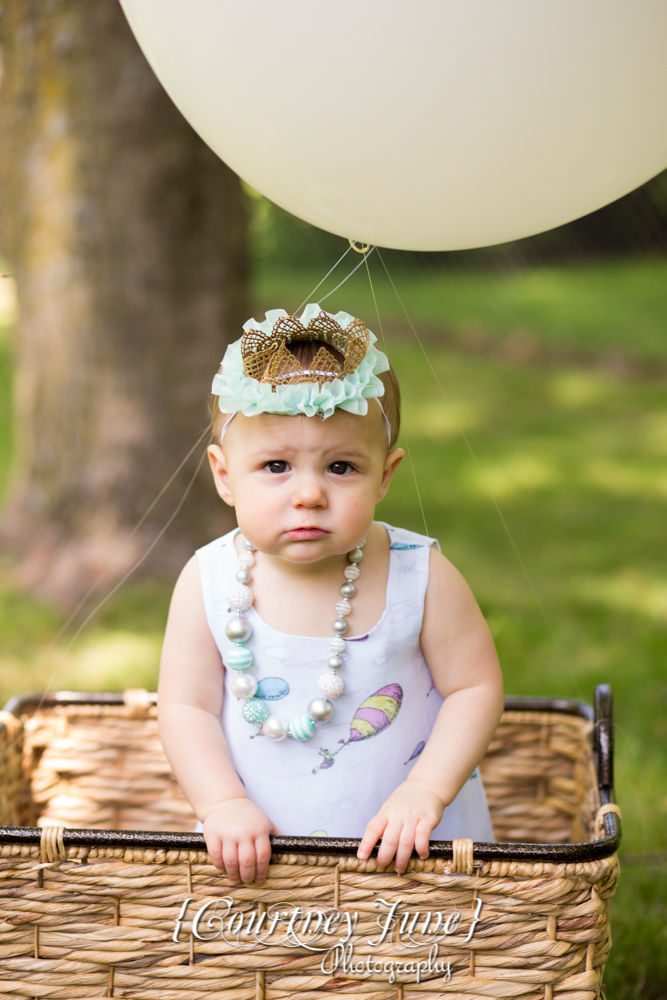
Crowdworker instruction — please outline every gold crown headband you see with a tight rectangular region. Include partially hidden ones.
[241,313,370,387]
[211,304,392,438]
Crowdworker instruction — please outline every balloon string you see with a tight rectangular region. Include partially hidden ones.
[318,246,375,304]
[363,253,429,537]
[375,249,560,648]
[294,245,353,316]
[22,434,210,725]
[38,425,212,660]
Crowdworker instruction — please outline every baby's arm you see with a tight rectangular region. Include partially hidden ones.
[357,548,504,872]
[159,556,279,884]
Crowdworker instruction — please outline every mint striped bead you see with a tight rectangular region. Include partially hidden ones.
[288,714,316,742]
[242,698,268,725]
[225,644,253,670]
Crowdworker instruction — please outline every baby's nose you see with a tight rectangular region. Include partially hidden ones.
[292,476,327,507]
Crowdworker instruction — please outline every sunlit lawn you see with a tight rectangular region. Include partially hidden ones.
[257,253,667,362]
[1,258,666,996]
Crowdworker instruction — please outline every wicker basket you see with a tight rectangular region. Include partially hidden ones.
[0,686,621,1000]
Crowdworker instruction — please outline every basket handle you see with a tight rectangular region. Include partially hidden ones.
[594,683,614,793]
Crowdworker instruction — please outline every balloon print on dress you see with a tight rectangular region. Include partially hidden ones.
[349,684,403,741]
[405,741,425,765]
[255,677,289,701]
[312,684,403,774]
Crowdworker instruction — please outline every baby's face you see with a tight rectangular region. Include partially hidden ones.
[208,406,403,564]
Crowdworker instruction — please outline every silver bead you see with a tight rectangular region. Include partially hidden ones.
[225,616,252,642]
[328,654,343,670]
[332,617,348,635]
[243,537,257,552]
[347,547,364,564]
[308,697,334,723]
[230,672,258,700]
[340,581,356,598]
[236,567,251,584]
[263,715,288,741]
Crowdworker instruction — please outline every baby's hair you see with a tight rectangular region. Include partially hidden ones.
[209,339,401,450]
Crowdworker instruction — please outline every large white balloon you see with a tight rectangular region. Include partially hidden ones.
[120,0,667,251]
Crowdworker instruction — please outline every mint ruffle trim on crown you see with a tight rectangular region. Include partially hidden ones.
[211,305,391,420]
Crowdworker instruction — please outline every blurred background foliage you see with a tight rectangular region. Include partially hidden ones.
[1,160,666,1000]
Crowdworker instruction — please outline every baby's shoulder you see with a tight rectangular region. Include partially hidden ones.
[196,526,239,559]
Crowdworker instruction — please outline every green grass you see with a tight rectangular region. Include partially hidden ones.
[256,255,667,361]
[1,259,666,994]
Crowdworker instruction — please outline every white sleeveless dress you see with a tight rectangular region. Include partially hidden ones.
[196,522,495,842]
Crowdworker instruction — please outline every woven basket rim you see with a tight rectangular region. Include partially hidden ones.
[0,685,620,863]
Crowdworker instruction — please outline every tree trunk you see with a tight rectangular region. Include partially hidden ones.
[0,0,247,607]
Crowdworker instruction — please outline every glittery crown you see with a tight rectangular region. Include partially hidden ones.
[241,312,370,387]
[211,304,390,420]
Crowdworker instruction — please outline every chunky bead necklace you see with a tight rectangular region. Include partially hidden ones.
[224,536,364,741]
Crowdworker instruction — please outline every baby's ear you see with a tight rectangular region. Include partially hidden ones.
[377,447,404,502]
[208,445,235,506]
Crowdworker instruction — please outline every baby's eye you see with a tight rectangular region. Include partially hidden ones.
[328,461,353,475]
[266,460,289,474]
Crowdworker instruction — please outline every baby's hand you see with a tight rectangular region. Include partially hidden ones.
[202,798,281,884]
[356,779,446,873]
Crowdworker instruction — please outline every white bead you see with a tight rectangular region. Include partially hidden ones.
[230,673,257,699]
[263,716,288,741]
[227,584,253,611]
[318,671,345,700]
[330,636,346,653]
[335,599,352,617]
[238,553,255,569]
[344,565,360,581]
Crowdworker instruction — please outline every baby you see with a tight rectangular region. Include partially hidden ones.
[159,304,503,884]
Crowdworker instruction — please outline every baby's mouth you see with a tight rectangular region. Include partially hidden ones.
[285,527,330,540]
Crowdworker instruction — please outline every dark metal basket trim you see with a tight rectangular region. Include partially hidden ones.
[0,686,620,863]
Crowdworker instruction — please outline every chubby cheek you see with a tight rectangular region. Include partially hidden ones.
[232,482,287,543]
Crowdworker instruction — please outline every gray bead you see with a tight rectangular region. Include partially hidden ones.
[243,537,257,551]
[225,616,252,642]
[340,581,356,598]
[347,547,364,564]
[332,617,348,635]
[308,697,334,722]
[236,568,251,584]
[328,654,343,670]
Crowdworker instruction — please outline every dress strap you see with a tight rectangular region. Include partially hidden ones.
[380,523,437,633]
